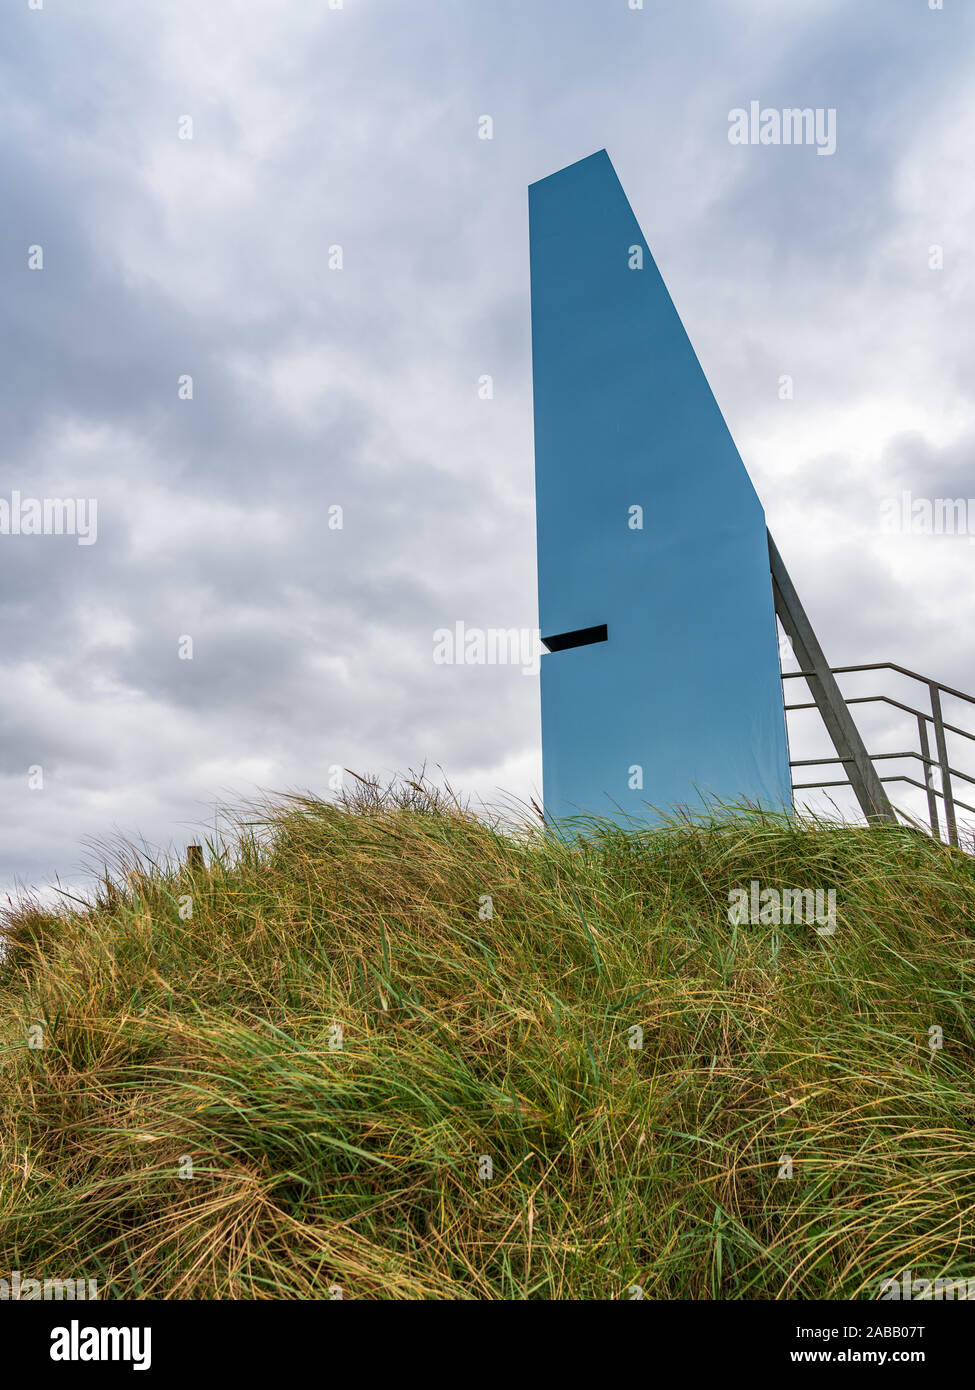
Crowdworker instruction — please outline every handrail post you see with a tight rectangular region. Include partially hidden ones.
[769,532,897,825]
[916,714,941,840]
[929,684,958,846]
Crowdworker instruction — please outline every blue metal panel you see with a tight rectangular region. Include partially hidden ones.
[529,150,792,823]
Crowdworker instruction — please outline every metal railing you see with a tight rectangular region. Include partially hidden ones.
[782,662,975,848]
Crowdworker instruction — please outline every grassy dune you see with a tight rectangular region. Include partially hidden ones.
[2,779,975,1300]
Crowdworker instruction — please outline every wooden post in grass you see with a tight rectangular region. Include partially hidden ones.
[187,845,203,870]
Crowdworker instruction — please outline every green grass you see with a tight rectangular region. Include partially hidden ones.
[2,776,975,1299]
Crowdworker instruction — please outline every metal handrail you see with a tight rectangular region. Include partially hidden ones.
[785,692,975,744]
[782,662,975,706]
[784,687,975,745]
[877,777,975,819]
[831,662,975,708]
[781,661,974,848]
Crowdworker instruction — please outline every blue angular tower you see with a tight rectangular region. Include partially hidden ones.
[530,150,792,823]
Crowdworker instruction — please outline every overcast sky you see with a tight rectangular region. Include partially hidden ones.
[2,0,973,899]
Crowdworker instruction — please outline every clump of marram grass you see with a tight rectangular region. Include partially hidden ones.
[2,778,975,1300]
